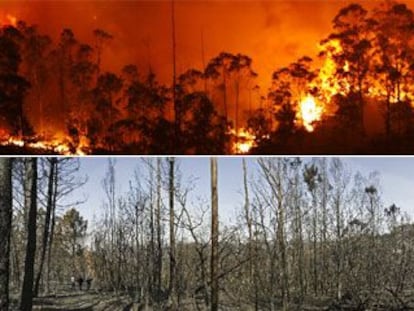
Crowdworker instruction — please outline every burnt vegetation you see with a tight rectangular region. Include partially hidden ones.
[2,1,414,154]
[1,157,414,310]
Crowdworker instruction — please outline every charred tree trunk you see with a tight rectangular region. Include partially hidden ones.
[20,158,38,311]
[210,157,219,311]
[46,164,58,292]
[242,159,253,279]
[168,157,177,308]
[0,158,12,311]
[34,158,57,297]
[155,158,162,297]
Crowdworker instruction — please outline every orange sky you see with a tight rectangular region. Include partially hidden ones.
[2,0,414,90]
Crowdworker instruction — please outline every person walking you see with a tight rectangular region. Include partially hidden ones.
[71,275,76,290]
[86,278,92,291]
[77,276,84,291]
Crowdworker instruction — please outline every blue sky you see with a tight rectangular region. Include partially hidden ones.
[67,157,414,227]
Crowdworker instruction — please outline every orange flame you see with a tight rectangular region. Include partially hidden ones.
[296,39,350,132]
[231,128,256,154]
[298,95,323,132]
[0,136,88,155]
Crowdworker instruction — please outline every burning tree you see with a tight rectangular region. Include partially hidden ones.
[269,56,318,137]
[0,25,30,137]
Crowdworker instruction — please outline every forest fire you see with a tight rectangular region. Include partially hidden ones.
[298,95,323,132]
[232,128,256,154]
[0,136,88,155]
[315,41,350,103]
[295,39,349,131]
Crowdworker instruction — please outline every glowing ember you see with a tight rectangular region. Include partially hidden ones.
[231,128,256,154]
[0,136,88,155]
[299,95,323,132]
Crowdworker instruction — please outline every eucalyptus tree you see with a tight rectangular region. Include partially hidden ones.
[320,4,373,133]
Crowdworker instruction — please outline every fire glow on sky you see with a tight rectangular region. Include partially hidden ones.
[1,13,16,26]
[1,1,414,154]
[0,4,351,154]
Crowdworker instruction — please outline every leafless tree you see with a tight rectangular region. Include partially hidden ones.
[0,158,12,310]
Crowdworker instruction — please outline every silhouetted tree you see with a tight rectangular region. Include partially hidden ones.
[20,158,37,311]
[176,71,229,154]
[269,56,315,137]
[69,44,98,146]
[0,158,12,310]
[90,72,122,149]
[372,2,414,136]
[321,4,373,133]
[0,26,30,136]
[55,29,77,130]
[205,52,257,133]
[17,22,52,135]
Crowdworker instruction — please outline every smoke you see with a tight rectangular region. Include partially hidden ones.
[2,0,399,86]
[2,0,414,128]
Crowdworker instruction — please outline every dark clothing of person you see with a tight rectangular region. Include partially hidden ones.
[78,277,84,290]
[86,278,92,291]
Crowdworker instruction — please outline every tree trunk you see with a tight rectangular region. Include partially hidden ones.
[34,158,56,297]
[242,159,253,279]
[168,158,176,308]
[20,158,38,311]
[277,178,288,311]
[0,158,12,311]
[155,158,162,296]
[46,164,58,293]
[171,0,179,152]
[210,157,219,311]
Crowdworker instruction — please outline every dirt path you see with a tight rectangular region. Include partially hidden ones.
[32,291,133,311]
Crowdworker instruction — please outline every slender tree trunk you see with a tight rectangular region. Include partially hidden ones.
[0,158,12,311]
[277,182,288,311]
[293,167,305,303]
[11,232,21,291]
[171,0,179,153]
[235,80,240,151]
[386,90,391,136]
[253,206,259,311]
[134,202,141,300]
[210,157,219,311]
[312,193,318,296]
[335,197,342,300]
[34,158,56,297]
[168,158,176,308]
[155,159,162,295]
[149,165,155,303]
[320,159,328,294]
[46,164,58,293]
[20,158,38,311]
[242,159,253,279]
[222,68,228,120]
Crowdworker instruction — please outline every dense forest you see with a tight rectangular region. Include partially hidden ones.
[1,157,414,310]
[2,1,414,154]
